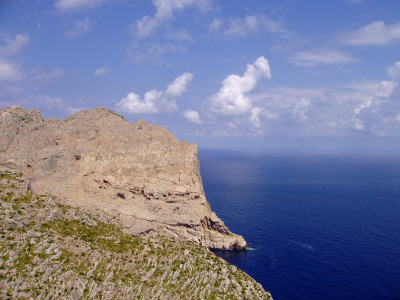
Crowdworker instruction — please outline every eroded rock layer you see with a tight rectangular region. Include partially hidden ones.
[0,106,247,250]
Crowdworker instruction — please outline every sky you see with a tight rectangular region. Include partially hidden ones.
[1,0,400,150]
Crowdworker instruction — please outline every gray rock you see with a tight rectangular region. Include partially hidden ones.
[0,106,247,250]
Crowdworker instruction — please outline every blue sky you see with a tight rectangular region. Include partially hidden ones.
[1,0,400,150]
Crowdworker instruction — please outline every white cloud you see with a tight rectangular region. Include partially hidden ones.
[127,42,186,64]
[249,106,262,128]
[0,34,29,82]
[199,61,400,137]
[0,60,24,81]
[387,62,400,78]
[117,92,159,114]
[35,96,64,107]
[0,33,29,58]
[68,107,86,114]
[184,109,202,124]
[54,0,109,12]
[165,72,194,98]
[35,67,67,82]
[224,14,287,37]
[116,72,194,114]
[130,0,212,38]
[354,97,372,115]
[290,49,358,66]
[93,67,110,77]
[165,30,193,42]
[210,56,271,115]
[377,81,395,97]
[3,86,24,93]
[353,118,365,131]
[339,21,400,46]
[64,17,92,38]
[292,98,311,123]
[262,109,279,120]
[208,17,223,32]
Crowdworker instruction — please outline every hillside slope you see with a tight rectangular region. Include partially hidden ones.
[0,165,273,299]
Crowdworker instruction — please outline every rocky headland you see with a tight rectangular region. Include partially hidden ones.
[0,106,246,250]
[0,166,273,299]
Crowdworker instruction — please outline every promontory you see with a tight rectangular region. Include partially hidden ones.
[0,106,247,250]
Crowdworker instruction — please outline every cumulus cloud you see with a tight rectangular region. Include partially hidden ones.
[201,60,400,137]
[0,60,24,81]
[339,21,400,46]
[210,56,271,115]
[35,67,67,82]
[0,33,29,58]
[64,17,92,38]
[93,67,110,77]
[55,0,110,12]
[184,109,202,124]
[224,14,288,37]
[117,92,159,114]
[165,72,194,98]
[116,72,194,114]
[130,0,212,38]
[290,49,358,66]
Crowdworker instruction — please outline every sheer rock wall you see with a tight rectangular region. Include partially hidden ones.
[0,106,247,250]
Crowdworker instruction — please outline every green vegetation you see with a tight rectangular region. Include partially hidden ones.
[0,169,273,299]
[45,219,141,253]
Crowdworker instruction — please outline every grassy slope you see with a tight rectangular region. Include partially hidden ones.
[0,168,272,300]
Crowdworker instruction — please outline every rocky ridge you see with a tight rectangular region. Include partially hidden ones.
[0,106,246,250]
[0,166,273,299]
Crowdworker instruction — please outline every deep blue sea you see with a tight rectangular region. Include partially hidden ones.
[198,148,400,300]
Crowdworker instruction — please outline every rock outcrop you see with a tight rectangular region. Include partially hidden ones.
[0,106,247,250]
[0,167,273,299]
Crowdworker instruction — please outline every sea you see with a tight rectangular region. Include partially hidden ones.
[198,148,400,300]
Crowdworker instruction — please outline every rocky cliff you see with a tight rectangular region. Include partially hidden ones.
[0,106,247,250]
[0,166,273,299]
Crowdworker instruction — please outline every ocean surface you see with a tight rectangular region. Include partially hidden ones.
[198,148,400,300]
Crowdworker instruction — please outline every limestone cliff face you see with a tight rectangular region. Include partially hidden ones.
[0,106,247,250]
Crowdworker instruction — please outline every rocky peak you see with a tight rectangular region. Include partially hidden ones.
[0,106,247,250]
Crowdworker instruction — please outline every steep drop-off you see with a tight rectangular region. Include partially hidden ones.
[0,106,246,250]
[0,166,273,299]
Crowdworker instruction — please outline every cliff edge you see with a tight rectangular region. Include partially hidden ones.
[0,106,247,250]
